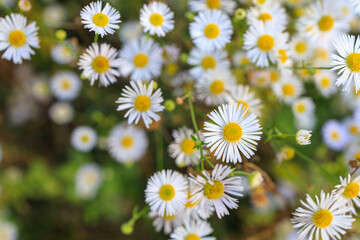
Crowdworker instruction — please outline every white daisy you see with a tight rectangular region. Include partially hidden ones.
[314,70,337,97]
[272,75,304,104]
[145,170,188,217]
[49,102,74,125]
[292,97,315,119]
[0,220,17,240]
[188,47,230,80]
[78,43,121,87]
[189,164,244,218]
[116,81,164,128]
[32,78,50,102]
[51,41,76,65]
[170,219,215,240]
[71,126,97,152]
[50,71,82,101]
[107,123,148,164]
[196,69,236,106]
[149,211,184,235]
[344,117,360,139]
[291,191,355,240]
[42,4,66,28]
[189,10,233,52]
[246,1,287,27]
[80,1,121,37]
[203,103,262,163]
[118,37,163,81]
[296,129,312,145]
[225,84,263,117]
[118,20,143,43]
[171,71,195,97]
[0,13,39,64]
[333,174,360,215]
[350,0,360,15]
[250,70,271,87]
[232,51,251,67]
[163,44,180,63]
[244,20,288,68]
[322,120,350,151]
[75,163,102,200]
[188,0,236,15]
[289,35,313,62]
[140,2,174,37]
[330,34,360,93]
[310,45,332,67]
[168,127,202,167]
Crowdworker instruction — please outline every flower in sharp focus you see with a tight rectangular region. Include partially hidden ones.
[296,130,312,145]
[140,2,174,37]
[333,174,360,215]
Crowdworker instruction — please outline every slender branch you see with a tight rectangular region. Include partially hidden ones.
[94,33,98,43]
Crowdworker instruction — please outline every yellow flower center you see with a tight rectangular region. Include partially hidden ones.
[295,42,307,54]
[258,13,272,22]
[165,63,179,75]
[201,56,217,70]
[282,84,295,96]
[163,213,176,220]
[312,209,333,228]
[296,103,306,113]
[349,125,359,135]
[283,147,295,161]
[223,122,243,142]
[256,0,266,4]
[92,13,109,27]
[159,184,175,201]
[121,136,134,149]
[321,77,331,88]
[149,13,164,26]
[204,23,220,39]
[185,192,198,208]
[330,131,339,141]
[355,152,360,160]
[204,180,224,200]
[257,34,274,51]
[241,57,251,65]
[84,172,97,185]
[134,95,151,112]
[81,135,89,143]
[185,234,201,240]
[237,100,250,113]
[278,49,288,63]
[346,53,360,72]
[8,30,26,47]
[181,138,196,155]
[344,182,360,199]
[61,79,71,90]
[133,53,149,68]
[209,80,225,94]
[92,56,110,74]
[270,71,280,82]
[206,0,221,9]
[318,15,334,32]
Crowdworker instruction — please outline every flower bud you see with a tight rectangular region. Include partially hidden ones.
[248,171,263,188]
[296,130,312,145]
[164,100,176,112]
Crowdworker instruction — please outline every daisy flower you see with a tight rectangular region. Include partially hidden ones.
[43,4,66,28]
[118,20,143,43]
[289,35,313,62]
[246,1,287,27]
[51,42,77,65]
[80,1,121,37]
[330,34,360,93]
[119,37,163,81]
[225,84,263,117]
[188,47,230,80]
[272,75,304,105]
[310,45,331,67]
[168,127,202,167]
[314,70,337,97]
[78,43,121,87]
[232,51,251,67]
[49,102,74,125]
[75,163,102,200]
[243,20,288,68]
[250,70,271,87]
[276,146,295,163]
[291,191,355,240]
[189,10,233,52]
[322,120,350,151]
[292,97,315,119]
[71,126,98,152]
[203,103,262,163]
[188,0,236,15]
[107,124,148,164]
[116,81,164,128]
[296,130,312,145]
[0,220,17,240]
[189,164,244,218]
[0,13,39,64]
[170,219,215,240]
[344,117,360,139]
[149,211,184,234]
[171,71,195,97]
[140,2,174,37]
[196,69,236,106]
[145,170,188,217]
[50,71,82,101]
[333,174,360,215]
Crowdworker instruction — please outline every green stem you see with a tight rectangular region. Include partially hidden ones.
[233,170,251,177]
[155,130,163,171]
[204,157,215,168]
[94,33,98,43]
[292,66,331,70]
[282,163,308,193]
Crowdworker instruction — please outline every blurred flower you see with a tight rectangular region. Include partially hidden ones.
[49,102,74,125]
[188,0,236,15]
[292,97,315,119]
[247,1,287,27]
[314,70,337,97]
[50,71,82,101]
[276,147,295,162]
[272,75,303,104]
[51,42,76,65]
[170,219,215,240]
[18,0,31,11]
[350,0,360,15]
[118,20,143,42]
[296,130,312,145]
[248,171,263,188]
[0,220,17,240]
[31,78,51,102]
[149,211,184,234]
[289,35,313,62]
[71,126,98,152]
[75,163,102,200]
[140,2,174,37]
[43,4,66,28]
[322,120,349,151]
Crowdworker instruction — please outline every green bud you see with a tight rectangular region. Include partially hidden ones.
[121,221,134,235]
[180,53,188,63]
[185,11,195,22]
[307,68,316,76]
[164,100,176,111]
[195,139,202,148]
[234,8,247,21]
[248,171,263,188]
[55,30,67,41]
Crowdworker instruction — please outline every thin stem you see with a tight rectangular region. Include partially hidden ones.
[233,170,251,177]
[292,66,332,70]
[94,33,98,43]
[155,130,163,171]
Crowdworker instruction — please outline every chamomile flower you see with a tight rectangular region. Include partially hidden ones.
[118,20,143,42]
[71,126,97,152]
[292,97,315,119]
[49,102,74,125]
[188,0,236,15]
[149,211,184,234]
[291,191,355,240]
[51,42,76,64]
[80,1,121,37]
[330,34,360,93]
[119,37,163,81]
[140,2,174,37]
[247,1,287,27]
[232,51,251,67]
[296,130,312,145]
[170,219,215,240]
[0,220,17,240]
[203,103,262,163]
[42,4,66,28]
[78,43,121,87]
[50,71,82,101]
[350,0,360,15]
[344,117,360,139]
[116,81,164,128]
[171,71,195,97]
[196,69,236,106]
[310,45,332,67]
[145,170,188,217]
[322,120,350,151]
[189,164,244,218]
[75,163,102,200]
[0,13,39,64]
[225,84,263,117]
[107,124,148,164]
[189,10,233,52]
[289,35,313,62]
[272,76,304,104]
[244,20,288,67]
[333,174,360,215]
[168,127,202,167]
[250,70,271,87]
[314,70,337,97]
[188,47,230,79]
